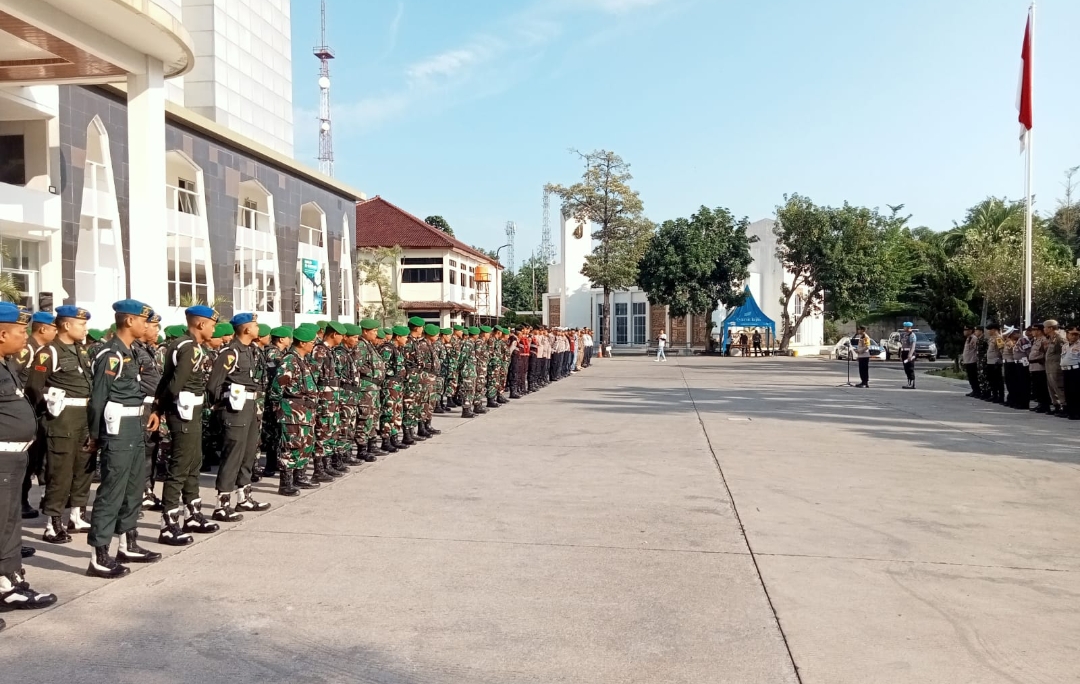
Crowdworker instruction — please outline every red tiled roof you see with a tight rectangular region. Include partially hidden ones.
[401,300,477,313]
[356,196,502,267]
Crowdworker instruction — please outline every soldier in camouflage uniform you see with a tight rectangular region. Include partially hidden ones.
[307,321,345,481]
[418,324,442,438]
[261,326,292,479]
[380,326,410,452]
[199,322,232,473]
[473,326,493,414]
[484,328,503,408]
[401,317,426,445]
[249,323,271,483]
[458,327,480,418]
[354,319,384,460]
[433,328,450,414]
[272,325,319,496]
[335,324,363,466]
[497,327,513,403]
[444,325,465,409]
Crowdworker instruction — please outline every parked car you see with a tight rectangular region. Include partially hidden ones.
[883,330,938,361]
[833,336,886,361]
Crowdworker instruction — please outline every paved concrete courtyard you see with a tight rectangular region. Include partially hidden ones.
[2,356,1078,683]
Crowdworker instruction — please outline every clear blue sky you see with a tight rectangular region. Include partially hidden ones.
[291,0,1079,265]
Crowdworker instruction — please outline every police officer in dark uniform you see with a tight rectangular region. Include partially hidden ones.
[133,311,163,511]
[154,305,220,546]
[24,306,94,544]
[86,300,162,578]
[13,311,56,522]
[0,304,57,628]
[205,312,269,523]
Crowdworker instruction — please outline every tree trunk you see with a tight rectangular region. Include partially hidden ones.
[980,299,988,327]
[602,288,610,357]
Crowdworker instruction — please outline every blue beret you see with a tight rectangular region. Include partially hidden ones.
[185,305,219,322]
[31,311,56,325]
[112,299,152,318]
[0,303,30,325]
[147,310,161,324]
[55,305,91,321]
[903,321,913,327]
[230,312,257,327]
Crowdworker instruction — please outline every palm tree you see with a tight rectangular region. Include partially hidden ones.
[0,245,23,303]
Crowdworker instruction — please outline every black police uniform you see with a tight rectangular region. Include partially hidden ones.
[132,340,162,500]
[87,336,148,549]
[25,340,93,532]
[0,356,37,576]
[12,338,46,518]
[205,338,261,512]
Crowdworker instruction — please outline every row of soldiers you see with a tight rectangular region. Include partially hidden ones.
[960,320,1080,419]
[0,302,584,626]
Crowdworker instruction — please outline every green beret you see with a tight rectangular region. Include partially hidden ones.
[258,323,272,337]
[408,316,425,328]
[297,323,318,333]
[480,325,493,333]
[108,323,117,333]
[271,325,292,338]
[380,327,392,337]
[376,330,386,339]
[292,326,317,343]
[213,322,234,338]
[343,323,361,336]
[423,323,440,336]
[452,324,464,331]
[317,320,329,330]
[360,318,380,330]
[440,328,452,335]
[468,326,481,335]
[392,325,410,337]
[86,328,105,341]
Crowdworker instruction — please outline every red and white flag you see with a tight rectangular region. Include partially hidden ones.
[1017,7,1033,152]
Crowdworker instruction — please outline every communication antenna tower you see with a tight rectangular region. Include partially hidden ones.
[505,221,516,272]
[314,0,335,176]
[541,187,555,264]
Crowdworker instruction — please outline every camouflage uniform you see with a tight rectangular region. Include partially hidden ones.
[417,337,438,422]
[474,337,492,409]
[380,339,405,438]
[458,336,478,409]
[333,342,358,461]
[260,345,286,475]
[251,342,267,477]
[402,336,422,430]
[487,337,503,399]
[356,338,385,444]
[272,348,316,471]
[309,339,339,466]
[444,335,463,405]
[432,338,448,411]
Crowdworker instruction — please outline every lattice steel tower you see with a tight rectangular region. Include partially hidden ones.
[505,221,516,272]
[314,0,335,176]
[541,187,555,264]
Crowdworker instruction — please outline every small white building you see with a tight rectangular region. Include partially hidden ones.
[354,196,504,327]
[543,213,824,354]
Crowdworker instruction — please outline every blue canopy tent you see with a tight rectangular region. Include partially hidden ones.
[720,287,777,354]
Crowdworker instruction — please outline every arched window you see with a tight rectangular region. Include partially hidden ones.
[295,202,330,322]
[75,116,126,313]
[338,214,354,323]
[164,150,212,308]
[232,179,280,323]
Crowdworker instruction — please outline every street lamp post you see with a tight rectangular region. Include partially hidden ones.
[493,244,511,327]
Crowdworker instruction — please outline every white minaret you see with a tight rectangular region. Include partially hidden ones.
[315,0,335,176]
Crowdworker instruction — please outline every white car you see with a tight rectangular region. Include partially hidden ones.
[833,336,886,361]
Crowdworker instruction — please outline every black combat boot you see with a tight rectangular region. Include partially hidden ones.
[392,434,410,450]
[497,394,509,404]
[330,453,350,473]
[434,401,445,414]
[43,515,71,544]
[475,404,488,415]
[294,467,319,489]
[363,448,378,462]
[381,436,398,453]
[117,529,162,564]
[401,429,416,445]
[21,500,39,520]
[67,507,91,533]
[184,499,221,533]
[312,457,335,483]
[211,492,244,523]
[87,545,130,579]
[487,397,498,408]
[461,406,475,418]
[370,437,386,455]
[0,571,57,610]
[346,444,364,465]
[142,489,163,512]
[416,423,430,438]
[278,470,299,497]
[262,454,278,478]
[425,420,441,435]
[158,508,194,546]
[236,485,271,512]
[324,456,345,478]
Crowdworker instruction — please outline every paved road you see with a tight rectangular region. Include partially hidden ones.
[3,357,1078,683]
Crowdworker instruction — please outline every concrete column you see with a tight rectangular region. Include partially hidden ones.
[126,57,168,309]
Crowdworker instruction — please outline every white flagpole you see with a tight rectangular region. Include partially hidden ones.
[1023,2,1034,328]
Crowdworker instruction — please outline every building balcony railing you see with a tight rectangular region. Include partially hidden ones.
[166,184,200,216]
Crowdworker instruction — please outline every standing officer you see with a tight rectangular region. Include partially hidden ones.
[381,326,410,450]
[1061,324,1080,420]
[132,311,163,511]
[272,325,319,496]
[401,317,426,445]
[206,313,268,523]
[335,324,364,466]
[984,323,1005,403]
[86,300,162,578]
[511,326,530,399]
[1027,324,1049,412]
[1044,319,1067,417]
[260,326,291,478]
[962,326,979,397]
[899,322,917,389]
[154,305,220,546]
[854,325,871,388]
[419,324,442,437]
[443,325,464,409]
[25,305,94,543]
[310,321,345,480]
[355,319,384,460]
[457,327,479,418]
[432,328,449,414]
[474,326,492,414]
[13,311,56,522]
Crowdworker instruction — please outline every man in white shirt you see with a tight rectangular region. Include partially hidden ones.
[656,331,667,362]
[583,330,593,367]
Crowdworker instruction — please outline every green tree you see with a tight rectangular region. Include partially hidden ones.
[546,149,652,343]
[773,195,900,350]
[356,245,404,325]
[501,254,549,313]
[425,215,454,237]
[637,205,756,318]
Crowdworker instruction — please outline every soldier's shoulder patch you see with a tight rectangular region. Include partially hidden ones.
[38,351,49,364]
[18,348,29,360]
[108,357,119,371]
[224,352,237,369]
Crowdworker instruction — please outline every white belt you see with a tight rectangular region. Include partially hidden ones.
[0,441,33,451]
[63,398,88,407]
[1064,365,1079,371]
[182,395,204,406]
[242,390,258,400]
[114,406,143,417]
[143,396,155,404]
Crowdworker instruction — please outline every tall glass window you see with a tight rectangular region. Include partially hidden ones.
[632,302,646,345]
[615,302,628,345]
[167,233,209,307]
